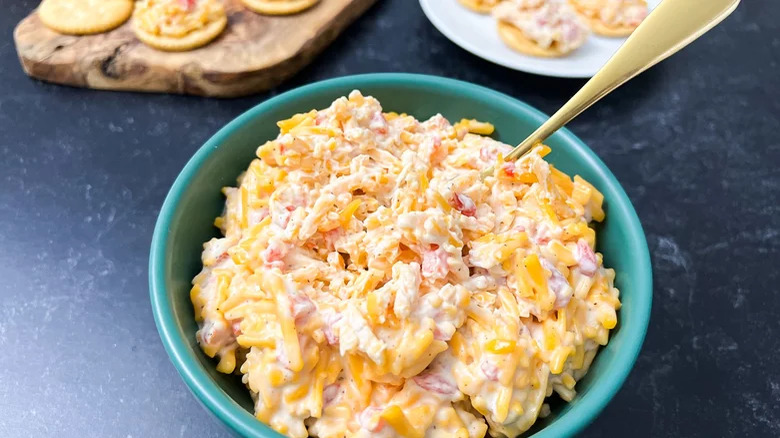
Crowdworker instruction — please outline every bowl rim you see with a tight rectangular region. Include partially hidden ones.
[149,72,652,438]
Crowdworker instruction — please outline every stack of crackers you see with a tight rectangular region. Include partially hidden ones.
[37,0,321,51]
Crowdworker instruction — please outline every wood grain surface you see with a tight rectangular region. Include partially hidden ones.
[13,0,376,97]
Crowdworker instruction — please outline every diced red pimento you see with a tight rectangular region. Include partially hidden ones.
[323,228,342,251]
[273,204,299,229]
[502,161,517,177]
[413,368,458,397]
[480,360,500,381]
[178,0,196,10]
[542,259,572,308]
[370,112,388,135]
[199,319,234,349]
[564,22,583,43]
[513,217,534,235]
[533,222,552,245]
[480,146,498,162]
[248,207,269,227]
[273,209,290,229]
[429,135,447,163]
[422,245,449,279]
[290,292,316,325]
[322,310,342,345]
[323,383,342,406]
[262,240,288,268]
[451,192,476,217]
[433,326,450,342]
[575,239,598,276]
[358,407,385,432]
[230,318,243,336]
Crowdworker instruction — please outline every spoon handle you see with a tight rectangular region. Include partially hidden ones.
[502,0,740,163]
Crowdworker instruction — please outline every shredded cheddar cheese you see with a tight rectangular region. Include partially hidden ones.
[190,91,620,438]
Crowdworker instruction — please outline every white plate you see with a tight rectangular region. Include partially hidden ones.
[420,0,660,78]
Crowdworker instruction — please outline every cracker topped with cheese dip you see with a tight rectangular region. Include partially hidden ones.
[569,0,647,37]
[133,0,227,51]
[494,0,590,57]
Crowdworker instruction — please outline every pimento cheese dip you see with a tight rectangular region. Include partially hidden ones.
[190,91,620,437]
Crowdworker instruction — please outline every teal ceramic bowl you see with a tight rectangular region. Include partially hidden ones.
[149,73,652,438]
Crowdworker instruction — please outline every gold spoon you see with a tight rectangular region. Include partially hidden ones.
[485,0,741,176]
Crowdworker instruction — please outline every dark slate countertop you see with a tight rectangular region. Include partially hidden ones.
[1,0,778,437]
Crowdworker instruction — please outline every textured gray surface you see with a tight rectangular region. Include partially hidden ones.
[1,0,779,437]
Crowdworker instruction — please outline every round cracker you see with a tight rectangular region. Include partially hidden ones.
[241,0,319,15]
[496,21,571,58]
[457,0,495,14]
[133,15,227,52]
[581,14,637,37]
[38,0,134,35]
[568,0,645,37]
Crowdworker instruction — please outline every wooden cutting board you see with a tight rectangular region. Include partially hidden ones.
[13,0,376,97]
